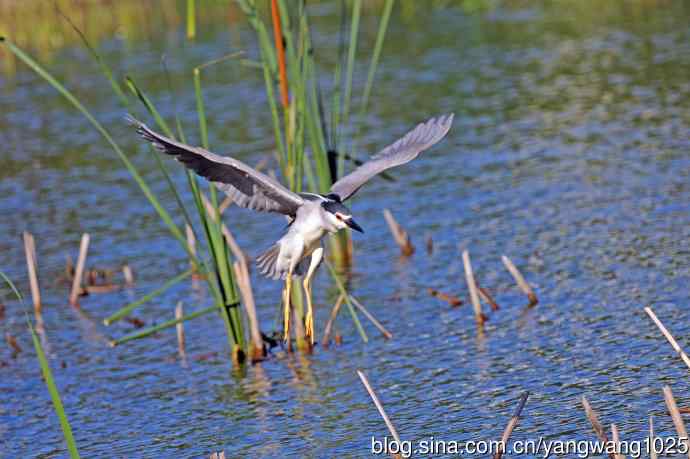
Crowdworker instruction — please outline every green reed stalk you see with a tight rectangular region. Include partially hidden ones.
[30,320,81,458]
[186,0,196,39]
[2,271,80,458]
[359,0,395,118]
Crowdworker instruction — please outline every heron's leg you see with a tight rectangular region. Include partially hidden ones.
[283,266,294,344]
[303,247,324,345]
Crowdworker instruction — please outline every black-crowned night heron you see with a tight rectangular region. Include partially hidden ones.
[129,113,454,344]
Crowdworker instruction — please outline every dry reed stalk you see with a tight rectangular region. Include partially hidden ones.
[122,264,134,287]
[501,255,538,306]
[649,416,657,459]
[662,385,690,459]
[69,233,90,306]
[22,231,41,311]
[209,452,226,459]
[477,285,500,311]
[610,423,625,459]
[428,288,462,307]
[185,224,196,271]
[218,196,232,214]
[425,234,433,255]
[644,307,690,370]
[175,301,185,357]
[357,370,402,448]
[462,250,485,327]
[581,396,616,459]
[383,209,414,256]
[493,391,529,459]
[233,260,264,362]
[350,296,392,339]
[322,293,345,348]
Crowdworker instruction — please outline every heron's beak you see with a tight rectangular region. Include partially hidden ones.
[346,218,364,233]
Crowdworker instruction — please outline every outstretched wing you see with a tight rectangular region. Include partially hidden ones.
[128,116,304,216]
[329,114,454,202]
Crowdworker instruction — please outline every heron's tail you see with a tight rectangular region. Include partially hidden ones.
[256,244,282,280]
[256,244,308,280]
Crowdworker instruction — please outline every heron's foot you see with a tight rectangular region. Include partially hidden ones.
[305,309,314,345]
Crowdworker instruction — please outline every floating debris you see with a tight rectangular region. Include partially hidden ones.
[428,288,462,307]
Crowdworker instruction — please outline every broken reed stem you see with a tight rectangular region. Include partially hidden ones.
[581,396,616,459]
[493,391,529,459]
[176,301,185,357]
[357,370,402,446]
[477,285,500,311]
[501,255,538,306]
[209,453,226,459]
[649,416,657,459]
[22,231,41,311]
[462,250,484,327]
[233,260,263,361]
[610,424,624,459]
[383,209,414,256]
[644,307,690,371]
[122,264,134,287]
[663,385,690,459]
[69,233,90,306]
[322,293,345,348]
[350,295,392,339]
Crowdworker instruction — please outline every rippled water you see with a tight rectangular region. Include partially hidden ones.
[1,1,690,457]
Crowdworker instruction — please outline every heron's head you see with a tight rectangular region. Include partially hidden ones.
[322,199,363,233]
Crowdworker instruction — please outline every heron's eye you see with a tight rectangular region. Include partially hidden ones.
[335,213,343,221]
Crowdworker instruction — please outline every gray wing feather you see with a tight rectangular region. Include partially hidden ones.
[128,116,304,215]
[329,113,454,201]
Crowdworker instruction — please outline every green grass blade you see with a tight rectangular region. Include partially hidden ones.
[103,269,193,325]
[30,321,80,458]
[0,38,189,257]
[359,0,395,117]
[110,304,218,346]
[0,270,23,302]
[341,0,361,134]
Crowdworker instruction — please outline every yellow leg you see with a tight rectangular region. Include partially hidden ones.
[303,278,313,344]
[303,247,323,346]
[283,270,293,344]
